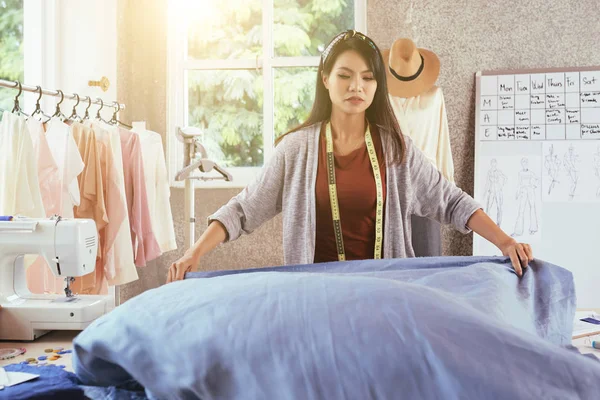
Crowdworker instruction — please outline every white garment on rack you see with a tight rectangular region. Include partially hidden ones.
[389,85,455,183]
[95,121,139,286]
[0,111,46,218]
[132,124,177,253]
[45,117,85,217]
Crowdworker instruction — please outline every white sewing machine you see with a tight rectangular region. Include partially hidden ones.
[0,216,109,341]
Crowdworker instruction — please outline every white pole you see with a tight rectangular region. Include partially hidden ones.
[184,178,195,249]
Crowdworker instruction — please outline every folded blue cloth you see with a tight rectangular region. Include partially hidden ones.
[0,363,85,400]
[0,363,149,400]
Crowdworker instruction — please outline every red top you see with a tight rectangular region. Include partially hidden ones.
[314,122,387,263]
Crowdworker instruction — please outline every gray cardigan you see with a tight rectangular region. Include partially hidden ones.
[209,122,482,265]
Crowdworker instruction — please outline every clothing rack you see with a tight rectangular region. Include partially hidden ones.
[0,79,126,111]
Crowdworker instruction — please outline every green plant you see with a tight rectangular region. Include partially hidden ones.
[0,0,24,112]
[187,0,353,167]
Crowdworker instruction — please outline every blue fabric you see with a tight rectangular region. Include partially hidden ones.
[0,363,85,400]
[0,364,148,400]
[80,382,149,400]
[72,256,600,399]
[187,255,577,345]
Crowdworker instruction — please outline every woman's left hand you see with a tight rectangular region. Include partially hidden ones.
[498,238,533,277]
[466,209,534,278]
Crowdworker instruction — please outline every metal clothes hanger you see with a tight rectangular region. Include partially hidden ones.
[52,90,68,122]
[174,128,232,182]
[30,86,51,123]
[68,93,83,122]
[11,81,29,117]
[175,158,233,182]
[95,98,109,123]
[83,96,92,120]
[109,101,132,129]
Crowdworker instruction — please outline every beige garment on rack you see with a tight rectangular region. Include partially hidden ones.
[93,122,139,286]
[0,113,46,278]
[132,124,177,253]
[388,85,455,183]
[71,122,109,295]
[92,125,127,283]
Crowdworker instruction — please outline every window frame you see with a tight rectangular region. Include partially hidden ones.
[166,0,367,188]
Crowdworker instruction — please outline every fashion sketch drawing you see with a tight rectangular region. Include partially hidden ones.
[484,158,507,227]
[563,144,580,201]
[544,144,561,195]
[512,157,538,237]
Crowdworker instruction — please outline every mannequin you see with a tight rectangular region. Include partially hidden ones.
[382,38,454,257]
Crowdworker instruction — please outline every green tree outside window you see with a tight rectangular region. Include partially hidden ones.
[0,0,24,113]
[187,0,353,167]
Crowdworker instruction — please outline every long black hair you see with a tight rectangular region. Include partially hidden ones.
[276,30,405,164]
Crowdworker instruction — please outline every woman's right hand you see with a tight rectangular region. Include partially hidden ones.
[167,249,201,283]
[166,220,228,284]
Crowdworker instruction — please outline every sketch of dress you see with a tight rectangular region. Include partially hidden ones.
[544,144,561,195]
[484,159,506,227]
[513,157,538,236]
[563,144,580,201]
[594,145,600,198]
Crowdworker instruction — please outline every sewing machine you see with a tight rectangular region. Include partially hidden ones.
[0,216,109,341]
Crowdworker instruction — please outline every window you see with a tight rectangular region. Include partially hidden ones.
[167,0,367,187]
[0,0,24,112]
[0,0,59,118]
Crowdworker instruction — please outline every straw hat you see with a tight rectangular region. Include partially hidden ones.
[382,38,440,98]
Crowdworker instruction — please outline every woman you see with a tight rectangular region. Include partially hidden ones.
[167,30,532,283]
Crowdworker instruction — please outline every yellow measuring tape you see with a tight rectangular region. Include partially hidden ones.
[325,121,384,261]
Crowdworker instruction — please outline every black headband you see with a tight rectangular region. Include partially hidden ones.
[388,54,424,82]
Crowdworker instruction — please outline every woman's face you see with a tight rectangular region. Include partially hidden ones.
[322,49,377,116]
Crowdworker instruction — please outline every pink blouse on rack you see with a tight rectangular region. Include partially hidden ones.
[26,118,63,295]
[119,128,161,267]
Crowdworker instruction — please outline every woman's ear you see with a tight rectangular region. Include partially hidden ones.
[322,71,329,90]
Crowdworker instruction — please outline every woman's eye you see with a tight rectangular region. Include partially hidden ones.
[363,77,374,81]
[337,74,350,79]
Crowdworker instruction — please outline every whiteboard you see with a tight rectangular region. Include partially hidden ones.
[473,67,600,308]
